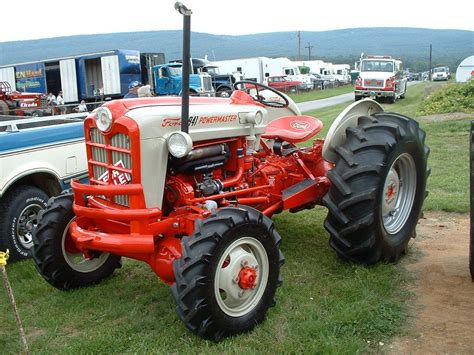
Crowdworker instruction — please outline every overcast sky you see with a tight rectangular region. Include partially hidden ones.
[1,0,473,43]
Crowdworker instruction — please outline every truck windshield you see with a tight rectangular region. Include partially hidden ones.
[204,66,220,75]
[361,60,394,72]
[433,68,446,73]
[168,66,182,76]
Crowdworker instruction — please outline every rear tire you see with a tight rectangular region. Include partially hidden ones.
[355,95,362,102]
[171,206,284,341]
[0,186,48,261]
[32,192,121,290]
[324,113,429,264]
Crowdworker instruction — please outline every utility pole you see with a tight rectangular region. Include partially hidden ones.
[305,42,313,61]
[297,31,301,61]
[429,44,432,81]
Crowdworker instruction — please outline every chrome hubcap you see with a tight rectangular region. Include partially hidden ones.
[16,203,43,249]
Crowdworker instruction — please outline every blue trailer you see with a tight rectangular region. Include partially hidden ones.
[0,50,165,103]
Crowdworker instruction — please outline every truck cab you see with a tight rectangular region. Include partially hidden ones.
[153,63,214,96]
[282,66,314,90]
[354,55,407,103]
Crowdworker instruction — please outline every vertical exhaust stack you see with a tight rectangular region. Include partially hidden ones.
[175,2,192,134]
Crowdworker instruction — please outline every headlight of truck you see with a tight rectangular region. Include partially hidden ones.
[167,131,193,158]
[95,107,113,132]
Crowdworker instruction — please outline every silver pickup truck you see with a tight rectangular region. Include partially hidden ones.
[0,115,87,261]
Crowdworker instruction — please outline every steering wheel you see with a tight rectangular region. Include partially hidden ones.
[234,80,289,108]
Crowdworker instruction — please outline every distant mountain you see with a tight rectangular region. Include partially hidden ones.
[0,28,472,72]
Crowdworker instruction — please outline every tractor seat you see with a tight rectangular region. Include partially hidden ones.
[262,115,323,143]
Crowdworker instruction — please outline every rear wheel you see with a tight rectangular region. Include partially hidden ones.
[324,113,429,264]
[172,206,284,341]
[355,95,362,102]
[32,192,121,290]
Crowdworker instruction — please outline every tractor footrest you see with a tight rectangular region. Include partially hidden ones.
[282,178,319,210]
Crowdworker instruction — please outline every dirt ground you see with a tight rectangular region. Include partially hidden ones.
[388,212,473,354]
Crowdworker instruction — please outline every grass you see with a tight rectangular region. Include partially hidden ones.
[1,80,471,353]
[288,84,354,103]
[1,209,409,354]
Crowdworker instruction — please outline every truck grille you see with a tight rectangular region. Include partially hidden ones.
[203,76,213,92]
[89,128,132,206]
[363,78,384,88]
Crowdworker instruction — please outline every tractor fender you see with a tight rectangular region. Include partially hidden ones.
[322,99,384,163]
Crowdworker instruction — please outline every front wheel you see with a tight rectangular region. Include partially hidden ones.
[171,206,284,341]
[32,192,121,290]
[0,186,48,261]
[324,113,429,264]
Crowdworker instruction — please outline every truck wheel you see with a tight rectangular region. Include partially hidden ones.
[388,95,396,104]
[324,113,429,264]
[31,110,44,117]
[0,100,9,115]
[32,192,121,290]
[171,206,284,341]
[354,95,362,102]
[217,88,232,98]
[0,185,48,262]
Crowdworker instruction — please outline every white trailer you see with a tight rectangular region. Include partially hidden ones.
[214,57,313,89]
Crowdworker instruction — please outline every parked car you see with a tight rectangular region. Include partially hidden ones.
[265,76,302,92]
[310,73,329,89]
[432,66,451,81]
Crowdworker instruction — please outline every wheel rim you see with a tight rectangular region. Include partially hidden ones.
[16,203,43,249]
[61,219,110,273]
[219,90,231,98]
[214,237,269,317]
[382,153,417,235]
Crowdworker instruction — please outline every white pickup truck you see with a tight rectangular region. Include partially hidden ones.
[0,115,87,261]
[354,55,407,103]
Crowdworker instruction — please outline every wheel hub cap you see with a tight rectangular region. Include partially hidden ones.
[214,237,269,317]
[381,153,417,235]
[238,267,258,289]
[17,203,42,248]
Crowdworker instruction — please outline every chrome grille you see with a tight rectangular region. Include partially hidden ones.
[90,128,105,144]
[364,78,384,88]
[111,133,130,150]
[88,128,133,207]
[203,76,213,92]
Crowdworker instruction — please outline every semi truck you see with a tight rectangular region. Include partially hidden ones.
[0,115,88,261]
[0,50,165,104]
[152,62,214,96]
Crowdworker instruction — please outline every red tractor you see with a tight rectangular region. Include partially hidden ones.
[32,3,429,341]
[0,81,48,117]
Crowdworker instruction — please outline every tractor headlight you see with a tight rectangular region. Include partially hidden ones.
[167,131,193,158]
[95,107,113,132]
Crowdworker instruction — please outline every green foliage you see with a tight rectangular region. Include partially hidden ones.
[299,66,310,74]
[417,80,474,115]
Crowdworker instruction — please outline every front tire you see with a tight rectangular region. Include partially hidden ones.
[32,192,121,290]
[324,113,429,264]
[0,186,48,261]
[171,206,284,341]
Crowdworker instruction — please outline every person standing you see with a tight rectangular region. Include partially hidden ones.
[56,91,66,114]
[124,81,142,98]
